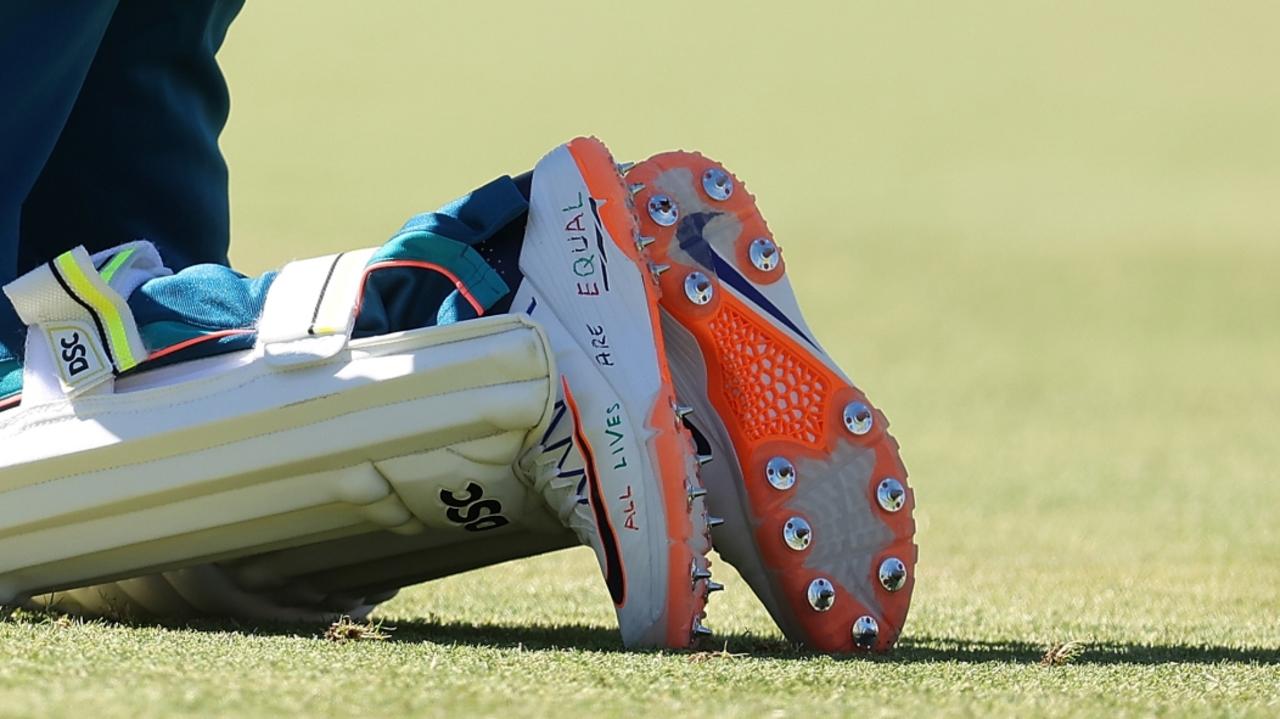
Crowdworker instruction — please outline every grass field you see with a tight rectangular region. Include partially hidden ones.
[3,1,1279,716]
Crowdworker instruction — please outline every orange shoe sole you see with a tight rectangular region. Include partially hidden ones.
[625,151,916,652]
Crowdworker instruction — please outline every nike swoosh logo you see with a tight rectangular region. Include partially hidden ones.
[678,212,817,349]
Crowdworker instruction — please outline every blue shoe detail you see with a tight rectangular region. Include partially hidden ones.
[678,212,817,349]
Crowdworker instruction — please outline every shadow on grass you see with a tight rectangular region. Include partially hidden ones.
[375,621,1280,666]
[285,620,1280,666]
[891,635,1280,666]
[11,609,1277,665]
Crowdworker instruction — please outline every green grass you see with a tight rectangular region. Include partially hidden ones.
[4,1,1279,716]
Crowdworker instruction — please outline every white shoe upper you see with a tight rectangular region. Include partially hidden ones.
[512,139,712,648]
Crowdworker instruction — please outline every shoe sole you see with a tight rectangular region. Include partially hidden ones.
[626,151,916,652]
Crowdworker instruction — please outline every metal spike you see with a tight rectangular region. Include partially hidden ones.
[749,237,781,272]
[783,516,812,551]
[707,515,725,528]
[851,615,879,648]
[806,578,836,612]
[843,401,874,436]
[696,453,714,466]
[878,556,908,592]
[683,271,715,305]
[701,167,734,201]
[617,161,636,174]
[636,235,656,249]
[692,621,713,637]
[692,568,713,582]
[650,263,671,277]
[876,478,907,513]
[675,404,694,418]
[688,486,708,500]
[629,182,646,195]
[647,194,679,226]
[706,581,725,594]
[765,456,797,491]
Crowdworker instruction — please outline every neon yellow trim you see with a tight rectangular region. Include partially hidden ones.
[53,252,140,370]
[98,247,137,284]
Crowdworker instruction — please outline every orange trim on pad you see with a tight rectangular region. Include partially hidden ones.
[148,329,256,362]
[361,259,487,317]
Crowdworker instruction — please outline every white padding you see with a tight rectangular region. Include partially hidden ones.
[0,314,557,606]
[31,525,577,623]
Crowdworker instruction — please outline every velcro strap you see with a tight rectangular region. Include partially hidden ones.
[2,246,149,396]
[257,248,376,368]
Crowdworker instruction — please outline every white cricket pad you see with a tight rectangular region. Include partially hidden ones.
[0,247,560,607]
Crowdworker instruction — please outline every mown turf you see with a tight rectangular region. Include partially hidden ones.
[3,1,1277,716]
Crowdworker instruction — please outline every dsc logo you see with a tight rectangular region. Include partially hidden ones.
[59,332,90,377]
[47,324,107,387]
[439,482,510,532]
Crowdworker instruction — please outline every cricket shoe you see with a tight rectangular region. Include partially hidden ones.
[623,152,917,652]
[512,137,716,649]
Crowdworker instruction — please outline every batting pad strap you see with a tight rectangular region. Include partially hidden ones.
[2,246,148,397]
[257,248,377,368]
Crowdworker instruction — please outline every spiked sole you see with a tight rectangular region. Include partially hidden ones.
[562,138,715,647]
[625,152,917,652]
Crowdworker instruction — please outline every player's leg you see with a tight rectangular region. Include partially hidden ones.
[17,0,244,272]
[4,138,716,648]
[0,0,119,405]
[27,176,573,624]
[0,176,565,617]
